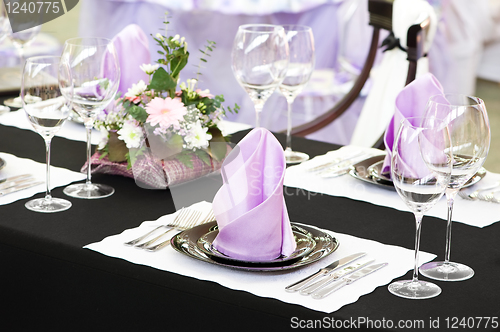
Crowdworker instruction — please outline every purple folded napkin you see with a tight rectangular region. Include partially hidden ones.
[212,128,297,261]
[382,73,444,175]
[109,24,150,95]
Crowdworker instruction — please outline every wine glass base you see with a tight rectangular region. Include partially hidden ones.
[25,197,72,213]
[64,183,114,199]
[285,150,309,164]
[388,280,441,299]
[419,261,474,281]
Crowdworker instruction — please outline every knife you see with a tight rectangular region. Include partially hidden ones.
[0,176,35,191]
[0,174,32,185]
[312,263,388,299]
[306,152,366,172]
[299,259,375,296]
[285,252,366,292]
[0,181,44,196]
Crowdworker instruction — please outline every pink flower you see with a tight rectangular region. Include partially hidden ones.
[195,89,213,98]
[125,95,141,104]
[145,97,187,128]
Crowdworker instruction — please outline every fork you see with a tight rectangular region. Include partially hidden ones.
[124,209,190,246]
[458,182,500,201]
[477,188,500,203]
[134,210,202,249]
[144,210,216,252]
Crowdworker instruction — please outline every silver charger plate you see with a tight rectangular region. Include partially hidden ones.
[350,155,487,190]
[196,228,316,267]
[171,221,339,272]
[0,157,5,171]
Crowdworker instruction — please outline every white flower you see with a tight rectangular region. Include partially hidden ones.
[117,121,143,149]
[156,33,164,41]
[97,127,109,150]
[140,63,159,75]
[124,80,147,98]
[184,120,212,150]
[172,34,180,42]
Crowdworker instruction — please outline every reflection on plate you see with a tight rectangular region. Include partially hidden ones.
[196,229,316,267]
[171,221,339,272]
[0,158,5,171]
[69,110,84,124]
[349,155,393,190]
[350,155,487,189]
[4,97,22,109]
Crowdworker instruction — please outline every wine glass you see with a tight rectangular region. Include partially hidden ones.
[280,25,315,164]
[388,116,452,299]
[21,56,73,213]
[231,24,289,127]
[419,94,490,281]
[0,2,9,43]
[60,37,120,199]
[4,25,41,108]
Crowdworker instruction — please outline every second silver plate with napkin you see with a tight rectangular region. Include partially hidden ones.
[171,221,339,271]
[350,155,486,189]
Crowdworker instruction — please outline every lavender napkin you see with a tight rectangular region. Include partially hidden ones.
[109,24,150,95]
[212,128,296,261]
[382,73,444,175]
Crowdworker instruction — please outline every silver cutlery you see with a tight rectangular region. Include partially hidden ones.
[312,263,388,299]
[144,210,215,252]
[477,188,500,203]
[285,252,366,292]
[0,175,36,191]
[0,180,44,197]
[124,208,190,246]
[299,259,375,296]
[135,210,203,249]
[306,151,366,172]
[0,173,33,184]
[458,182,500,201]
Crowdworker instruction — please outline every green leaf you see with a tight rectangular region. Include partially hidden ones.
[170,52,189,78]
[176,152,194,169]
[208,127,228,161]
[128,105,148,123]
[195,149,211,167]
[148,67,177,92]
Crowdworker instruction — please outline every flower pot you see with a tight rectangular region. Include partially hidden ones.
[108,130,128,162]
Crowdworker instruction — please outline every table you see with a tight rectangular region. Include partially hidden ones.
[0,93,499,330]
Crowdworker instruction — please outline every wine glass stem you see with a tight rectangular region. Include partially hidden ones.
[412,212,424,283]
[254,103,263,128]
[444,188,458,264]
[285,98,294,153]
[43,137,53,202]
[85,125,93,185]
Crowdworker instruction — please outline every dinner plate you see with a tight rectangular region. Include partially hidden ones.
[350,155,487,189]
[171,221,339,272]
[0,157,5,171]
[196,228,316,267]
[349,155,393,190]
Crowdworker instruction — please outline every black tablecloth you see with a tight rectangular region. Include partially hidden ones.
[0,98,499,331]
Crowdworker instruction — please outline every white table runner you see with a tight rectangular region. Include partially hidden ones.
[0,152,86,206]
[84,201,435,313]
[285,146,500,228]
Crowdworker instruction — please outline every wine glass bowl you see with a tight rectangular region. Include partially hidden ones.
[60,37,120,199]
[419,94,490,281]
[280,25,315,164]
[4,24,41,108]
[231,24,289,127]
[22,56,72,213]
[388,116,452,299]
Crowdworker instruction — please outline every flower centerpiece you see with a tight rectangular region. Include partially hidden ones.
[89,25,239,188]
